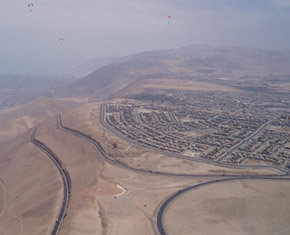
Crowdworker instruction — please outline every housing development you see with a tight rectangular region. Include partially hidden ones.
[102,89,290,171]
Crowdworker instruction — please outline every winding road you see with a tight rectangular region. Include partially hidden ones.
[30,128,70,235]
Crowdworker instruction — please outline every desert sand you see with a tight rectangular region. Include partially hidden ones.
[164,179,290,235]
[34,112,202,234]
[0,131,62,235]
[0,97,85,145]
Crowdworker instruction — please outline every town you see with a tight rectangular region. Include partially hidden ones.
[102,89,290,170]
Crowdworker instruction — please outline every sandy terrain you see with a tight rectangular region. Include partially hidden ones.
[35,114,203,234]
[0,131,62,235]
[88,162,203,235]
[0,96,86,144]
[164,179,290,235]
[36,117,105,235]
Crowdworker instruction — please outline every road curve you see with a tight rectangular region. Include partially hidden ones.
[156,176,290,235]
[30,128,71,235]
[56,113,286,178]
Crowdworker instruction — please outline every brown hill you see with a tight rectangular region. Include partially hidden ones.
[0,97,86,145]
[56,45,290,100]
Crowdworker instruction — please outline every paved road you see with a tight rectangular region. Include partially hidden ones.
[30,128,70,235]
[99,104,288,174]
[156,176,290,235]
[217,119,273,162]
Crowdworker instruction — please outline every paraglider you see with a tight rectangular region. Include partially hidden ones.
[28,3,34,11]
[59,38,65,44]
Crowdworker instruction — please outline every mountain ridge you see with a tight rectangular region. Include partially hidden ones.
[55,45,290,100]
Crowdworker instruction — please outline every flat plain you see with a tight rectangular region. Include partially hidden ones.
[164,179,290,235]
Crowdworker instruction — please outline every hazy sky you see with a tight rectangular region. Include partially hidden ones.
[1,0,290,75]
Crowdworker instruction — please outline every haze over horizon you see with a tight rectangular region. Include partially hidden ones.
[1,0,290,75]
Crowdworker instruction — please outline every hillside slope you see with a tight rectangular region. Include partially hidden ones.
[56,45,290,100]
[0,97,86,145]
